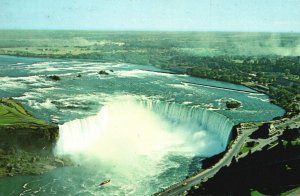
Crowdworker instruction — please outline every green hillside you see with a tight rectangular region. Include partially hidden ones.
[0,98,47,126]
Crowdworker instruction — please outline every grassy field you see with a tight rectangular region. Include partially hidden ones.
[0,98,47,126]
[251,190,266,196]
[281,187,300,195]
[240,141,259,154]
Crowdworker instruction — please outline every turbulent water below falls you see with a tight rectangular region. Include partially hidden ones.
[0,55,284,195]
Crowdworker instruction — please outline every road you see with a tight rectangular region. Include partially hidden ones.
[157,116,300,196]
[157,127,257,196]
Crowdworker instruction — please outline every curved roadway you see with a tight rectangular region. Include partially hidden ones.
[158,115,300,196]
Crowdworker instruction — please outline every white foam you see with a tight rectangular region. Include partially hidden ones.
[0,77,27,90]
[247,95,269,102]
[0,75,48,91]
[115,69,173,78]
[40,99,56,109]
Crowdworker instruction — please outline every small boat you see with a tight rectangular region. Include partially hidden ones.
[99,180,111,186]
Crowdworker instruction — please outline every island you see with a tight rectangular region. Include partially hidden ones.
[226,100,241,109]
[48,75,61,81]
[98,70,109,75]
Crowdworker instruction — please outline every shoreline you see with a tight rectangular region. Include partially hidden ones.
[182,81,260,94]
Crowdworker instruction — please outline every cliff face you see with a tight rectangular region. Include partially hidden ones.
[0,98,58,152]
[0,98,70,176]
[0,125,58,153]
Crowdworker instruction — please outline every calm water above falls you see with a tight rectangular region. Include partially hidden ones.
[0,55,284,195]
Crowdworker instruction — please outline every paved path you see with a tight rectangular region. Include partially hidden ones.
[157,116,300,196]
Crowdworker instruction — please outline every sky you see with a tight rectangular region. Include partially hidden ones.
[0,0,300,32]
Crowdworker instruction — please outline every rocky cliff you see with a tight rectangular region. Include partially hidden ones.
[0,98,70,176]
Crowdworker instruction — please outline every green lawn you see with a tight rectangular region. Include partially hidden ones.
[240,141,259,154]
[281,186,300,196]
[0,98,47,126]
[292,138,300,146]
[251,190,266,196]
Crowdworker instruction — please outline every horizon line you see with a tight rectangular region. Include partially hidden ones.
[0,28,299,34]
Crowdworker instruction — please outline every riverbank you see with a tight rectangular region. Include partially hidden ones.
[187,117,300,196]
[156,114,300,195]
[0,98,71,176]
[154,65,299,195]
[155,66,299,194]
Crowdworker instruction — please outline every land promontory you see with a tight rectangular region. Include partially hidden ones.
[0,98,70,176]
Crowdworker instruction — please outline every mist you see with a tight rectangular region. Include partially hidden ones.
[54,97,227,183]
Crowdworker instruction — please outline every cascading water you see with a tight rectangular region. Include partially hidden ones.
[56,97,234,156]
[139,99,234,146]
[54,96,234,195]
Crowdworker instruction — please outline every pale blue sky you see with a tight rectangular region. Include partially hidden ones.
[0,0,300,32]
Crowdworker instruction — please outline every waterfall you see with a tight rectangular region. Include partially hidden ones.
[139,100,234,146]
[53,96,234,193]
[55,97,234,159]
